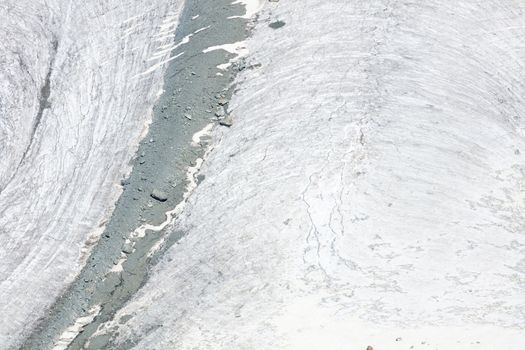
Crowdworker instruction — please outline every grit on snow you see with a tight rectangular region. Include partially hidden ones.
[98,1,525,349]
[0,0,184,347]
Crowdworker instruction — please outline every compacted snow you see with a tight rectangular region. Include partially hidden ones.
[0,0,184,347]
[96,1,525,349]
[3,0,525,349]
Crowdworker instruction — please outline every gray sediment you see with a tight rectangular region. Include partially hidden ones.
[19,1,254,349]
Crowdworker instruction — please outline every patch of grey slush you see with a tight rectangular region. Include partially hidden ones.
[19,1,257,349]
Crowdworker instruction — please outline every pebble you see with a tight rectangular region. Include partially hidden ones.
[150,189,168,202]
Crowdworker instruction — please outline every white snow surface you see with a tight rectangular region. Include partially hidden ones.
[102,1,525,349]
[0,0,184,347]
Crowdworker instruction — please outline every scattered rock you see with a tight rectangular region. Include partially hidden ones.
[184,113,192,120]
[218,98,228,106]
[150,189,168,202]
[396,337,402,341]
[120,179,130,186]
[219,115,233,127]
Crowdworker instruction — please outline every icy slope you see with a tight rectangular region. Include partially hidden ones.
[98,1,525,349]
[0,0,184,347]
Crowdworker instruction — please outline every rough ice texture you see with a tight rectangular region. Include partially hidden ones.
[0,0,184,347]
[102,0,525,349]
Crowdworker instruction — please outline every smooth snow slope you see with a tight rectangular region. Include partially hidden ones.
[0,0,184,347]
[102,1,525,349]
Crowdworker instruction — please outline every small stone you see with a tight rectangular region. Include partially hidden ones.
[122,242,133,254]
[515,149,520,155]
[186,106,192,111]
[139,160,145,164]
[396,337,402,342]
[191,71,196,75]
[151,189,168,202]
[366,347,374,350]
[120,179,130,186]
[219,115,233,127]
[205,109,212,113]
[184,113,192,120]
[218,98,228,106]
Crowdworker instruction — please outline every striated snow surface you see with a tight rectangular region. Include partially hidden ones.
[101,1,525,349]
[0,0,184,347]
